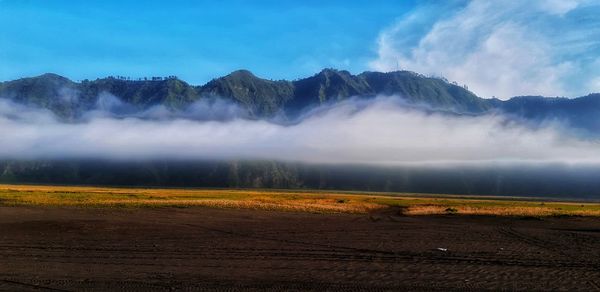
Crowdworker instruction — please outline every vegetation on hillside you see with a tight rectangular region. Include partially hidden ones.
[0,69,491,119]
[2,69,597,132]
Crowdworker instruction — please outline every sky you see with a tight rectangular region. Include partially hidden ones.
[1,0,599,99]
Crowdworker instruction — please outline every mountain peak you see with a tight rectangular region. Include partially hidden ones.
[318,68,343,74]
[28,73,74,84]
[316,68,353,78]
[226,69,257,79]
[38,72,67,78]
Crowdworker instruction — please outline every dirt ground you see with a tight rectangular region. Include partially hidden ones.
[0,206,599,291]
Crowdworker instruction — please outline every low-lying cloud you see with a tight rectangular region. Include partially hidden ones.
[86,92,249,121]
[0,96,599,164]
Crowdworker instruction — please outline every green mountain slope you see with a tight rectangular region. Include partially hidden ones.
[200,70,294,116]
[0,69,490,118]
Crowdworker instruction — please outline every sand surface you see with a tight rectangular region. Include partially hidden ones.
[0,206,599,291]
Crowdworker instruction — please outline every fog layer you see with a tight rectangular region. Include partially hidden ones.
[0,96,598,164]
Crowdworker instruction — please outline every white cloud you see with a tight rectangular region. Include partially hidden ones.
[0,97,598,164]
[586,59,600,94]
[370,0,599,99]
[588,76,600,94]
[540,0,581,16]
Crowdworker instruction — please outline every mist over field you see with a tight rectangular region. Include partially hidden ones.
[0,95,598,165]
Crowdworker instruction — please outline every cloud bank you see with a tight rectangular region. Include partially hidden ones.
[370,0,600,99]
[0,96,599,164]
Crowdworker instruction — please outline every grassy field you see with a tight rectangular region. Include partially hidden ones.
[1,184,599,217]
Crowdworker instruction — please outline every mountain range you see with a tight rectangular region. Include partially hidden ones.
[0,69,489,117]
[2,69,599,133]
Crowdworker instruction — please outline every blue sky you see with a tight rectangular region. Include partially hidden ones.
[1,0,599,98]
[0,0,417,83]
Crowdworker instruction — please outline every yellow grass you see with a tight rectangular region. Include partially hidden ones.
[404,205,593,216]
[0,184,599,217]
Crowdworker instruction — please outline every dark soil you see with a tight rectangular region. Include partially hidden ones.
[1,206,599,291]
